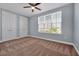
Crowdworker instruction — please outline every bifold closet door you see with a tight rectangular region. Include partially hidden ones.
[19,16,28,37]
[2,11,17,41]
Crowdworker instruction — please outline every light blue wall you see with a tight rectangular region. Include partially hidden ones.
[29,4,74,43]
[0,8,2,41]
[16,15,20,36]
[74,3,79,51]
[28,17,31,35]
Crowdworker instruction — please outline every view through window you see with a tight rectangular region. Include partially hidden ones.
[38,11,62,34]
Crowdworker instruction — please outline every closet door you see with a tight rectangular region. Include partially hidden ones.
[19,16,28,37]
[2,11,17,41]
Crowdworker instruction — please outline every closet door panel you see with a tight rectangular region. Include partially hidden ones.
[19,16,28,37]
[2,11,17,41]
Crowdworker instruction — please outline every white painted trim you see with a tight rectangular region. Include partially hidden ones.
[28,35,79,55]
[0,35,79,55]
[72,44,79,55]
[0,35,28,43]
[28,35,73,46]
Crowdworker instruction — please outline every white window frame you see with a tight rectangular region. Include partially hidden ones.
[38,11,62,34]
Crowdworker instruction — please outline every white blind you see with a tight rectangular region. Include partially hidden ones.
[38,11,62,34]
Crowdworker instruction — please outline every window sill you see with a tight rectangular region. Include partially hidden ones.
[38,32,62,35]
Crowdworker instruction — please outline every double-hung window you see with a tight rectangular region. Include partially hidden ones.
[38,11,62,34]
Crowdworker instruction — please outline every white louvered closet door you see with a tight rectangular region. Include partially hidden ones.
[2,11,17,41]
[19,16,28,37]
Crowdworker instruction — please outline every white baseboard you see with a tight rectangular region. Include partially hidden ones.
[0,35,29,43]
[28,35,79,55]
[28,35,73,46]
[72,44,79,55]
[0,35,79,55]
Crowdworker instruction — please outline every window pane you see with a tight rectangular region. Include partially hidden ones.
[38,11,62,34]
[45,15,51,23]
[57,11,62,22]
[38,16,44,24]
[51,13,57,23]
[57,22,61,33]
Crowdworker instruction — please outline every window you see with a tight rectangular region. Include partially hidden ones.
[38,11,62,34]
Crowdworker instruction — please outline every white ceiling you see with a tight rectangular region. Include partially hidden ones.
[0,3,69,17]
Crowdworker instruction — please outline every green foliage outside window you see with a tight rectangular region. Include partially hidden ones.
[48,26,59,33]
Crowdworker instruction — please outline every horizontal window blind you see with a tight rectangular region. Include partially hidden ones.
[38,11,62,34]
